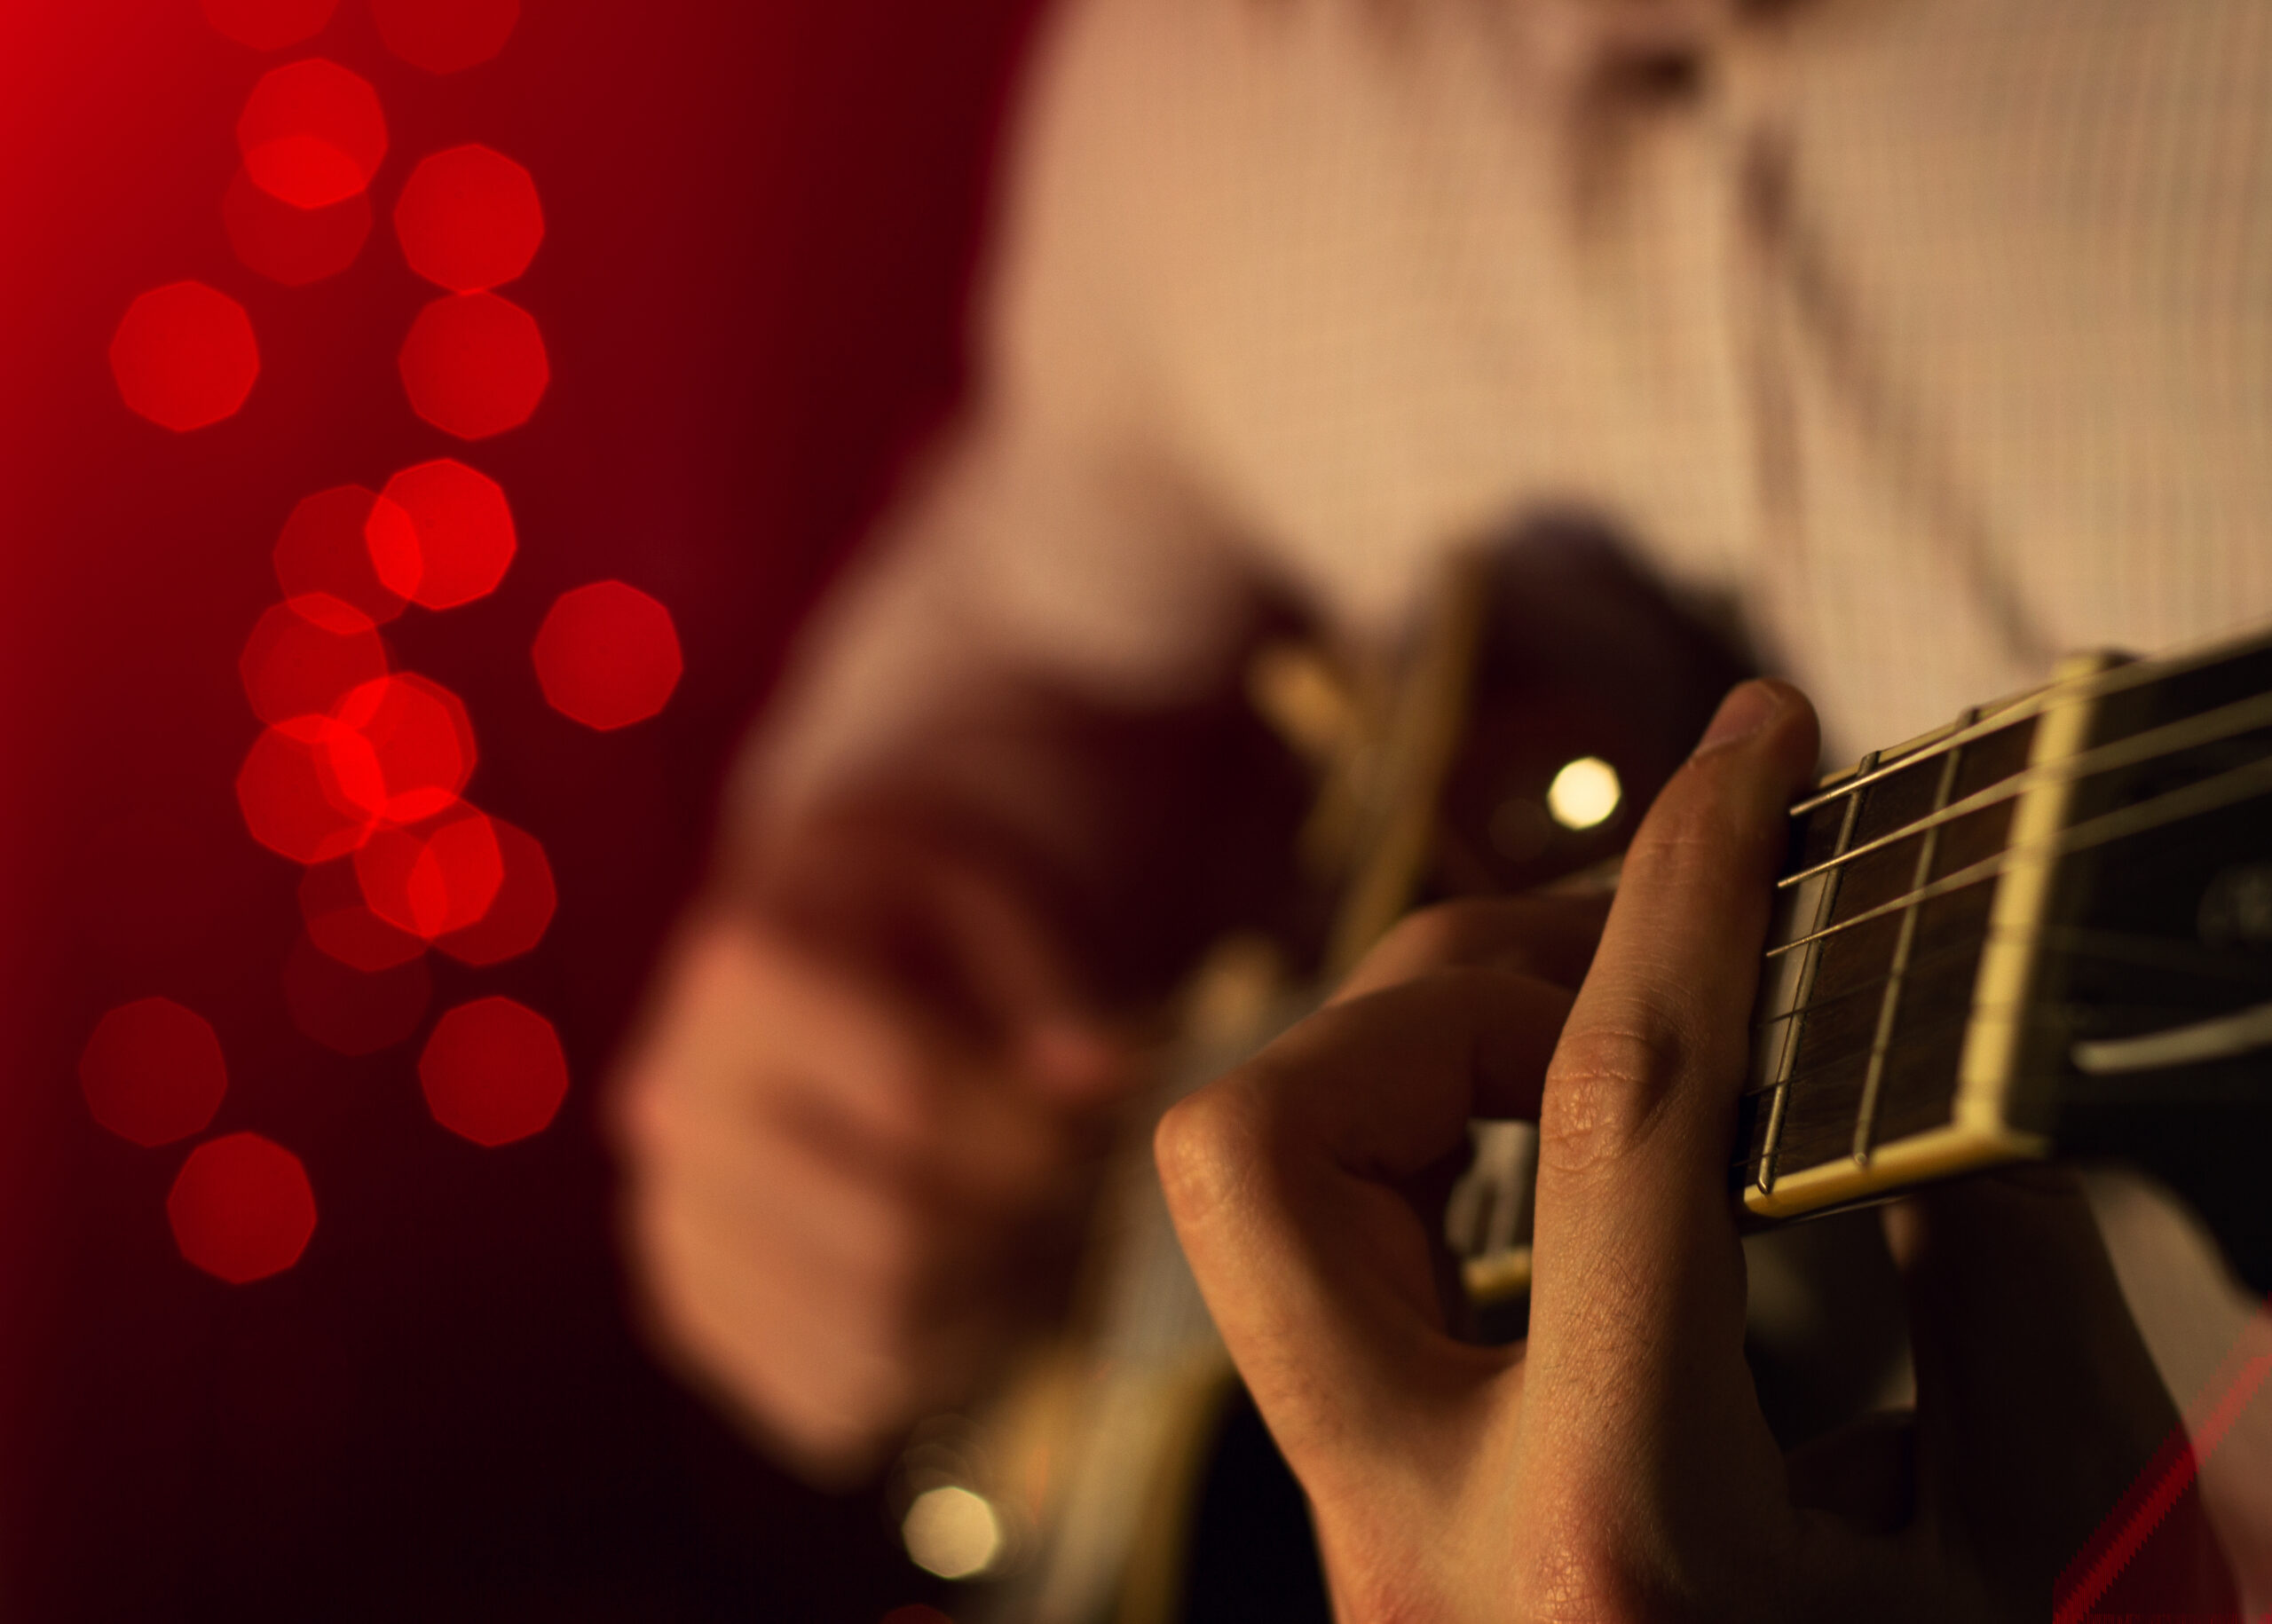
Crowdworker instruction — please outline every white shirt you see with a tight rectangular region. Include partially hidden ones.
[758,0,2272,809]
[747,0,2272,1588]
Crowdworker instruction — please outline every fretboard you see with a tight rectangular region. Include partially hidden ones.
[1733,624,2272,1234]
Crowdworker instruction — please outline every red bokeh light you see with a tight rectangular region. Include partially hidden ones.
[273,485,412,626]
[418,997,567,1147]
[167,1133,318,1284]
[282,930,431,1055]
[324,674,476,824]
[532,582,684,730]
[393,145,542,292]
[371,0,519,74]
[434,817,555,966]
[238,596,387,725]
[201,0,336,50]
[107,281,259,432]
[353,806,503,939]
[224,164,370,286]
[398,292,548,439]
[237,715,373,864]
[78,998,228,1148]
[237,59,388,210]
[299,858,423,971]
[373,459,517,608]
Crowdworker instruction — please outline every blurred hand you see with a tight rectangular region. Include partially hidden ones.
[1159,680,2233,1620]
[615,830,1138,1485]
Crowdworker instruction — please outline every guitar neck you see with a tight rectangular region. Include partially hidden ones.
[1735,625,2272,1288]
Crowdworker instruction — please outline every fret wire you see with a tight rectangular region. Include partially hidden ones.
[1787,621,2271,817]
[1754,766,1868,1193]
[1849,738,1965,1165]
[1764,750,2272,961]
[1776,686,2272,894]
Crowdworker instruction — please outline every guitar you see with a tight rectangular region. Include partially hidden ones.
[1735,631,2272,1289]
[902,529,2272,1621]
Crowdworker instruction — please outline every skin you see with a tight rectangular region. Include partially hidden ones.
[612,835,1140,1486]
[1156,680,2236,1622]
[612,682,1300,1486]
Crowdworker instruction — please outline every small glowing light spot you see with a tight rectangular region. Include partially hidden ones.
[236,59,387,209]
[275,485,412,626]
[1545,756,1622,832]
[167,1132,317,1283]
[239,596,386,725]
[299,859,423,971]
[532,581,684,730]
[201,0,336,50]
[353,807,503,939]
[902,1486,1004,1581]
[108,282,259,431]
[79,998,228,1147]
[418,997,568,1147]
[371,0,518,74]
[374,458,516,607]
[393,145,542,292]
[398,291,548,440]
[433,817,555,966]
[236,716,374,864]
[324,673,477,824]
[283,930,430,1055]
[224,164,370,286]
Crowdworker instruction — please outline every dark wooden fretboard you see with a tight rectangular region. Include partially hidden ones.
[1735,625,2272,1272]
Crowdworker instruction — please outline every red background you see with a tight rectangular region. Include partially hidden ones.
[0,1,1042,1614]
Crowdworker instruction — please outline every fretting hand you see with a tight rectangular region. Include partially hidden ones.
[1158,680,2233,1620]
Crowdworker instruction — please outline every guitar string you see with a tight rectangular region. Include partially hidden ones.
[1773,686,2272,894]
[1747,922,2272,1038]
[1787,624,2272,816]
[1738,991,2267,1108]
[1729,940,2272,1177]
[1763,750,2272,960]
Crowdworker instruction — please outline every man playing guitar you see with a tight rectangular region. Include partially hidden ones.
[612,0,2272,1611]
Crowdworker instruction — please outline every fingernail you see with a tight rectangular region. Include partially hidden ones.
[1695,680,1786,755]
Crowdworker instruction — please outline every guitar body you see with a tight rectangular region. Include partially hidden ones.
[940,526,2272,1620]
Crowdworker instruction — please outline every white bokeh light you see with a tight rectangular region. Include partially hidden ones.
[1545,756,1622,831]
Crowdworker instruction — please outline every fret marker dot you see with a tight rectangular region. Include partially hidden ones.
[1545,756,1621,832]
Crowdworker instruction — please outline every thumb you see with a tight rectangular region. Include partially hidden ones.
[919,855,1137,1103]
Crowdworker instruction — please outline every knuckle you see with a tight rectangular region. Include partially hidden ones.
[1538,1015,1689,1174]
[1522,1537,1671,1624]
